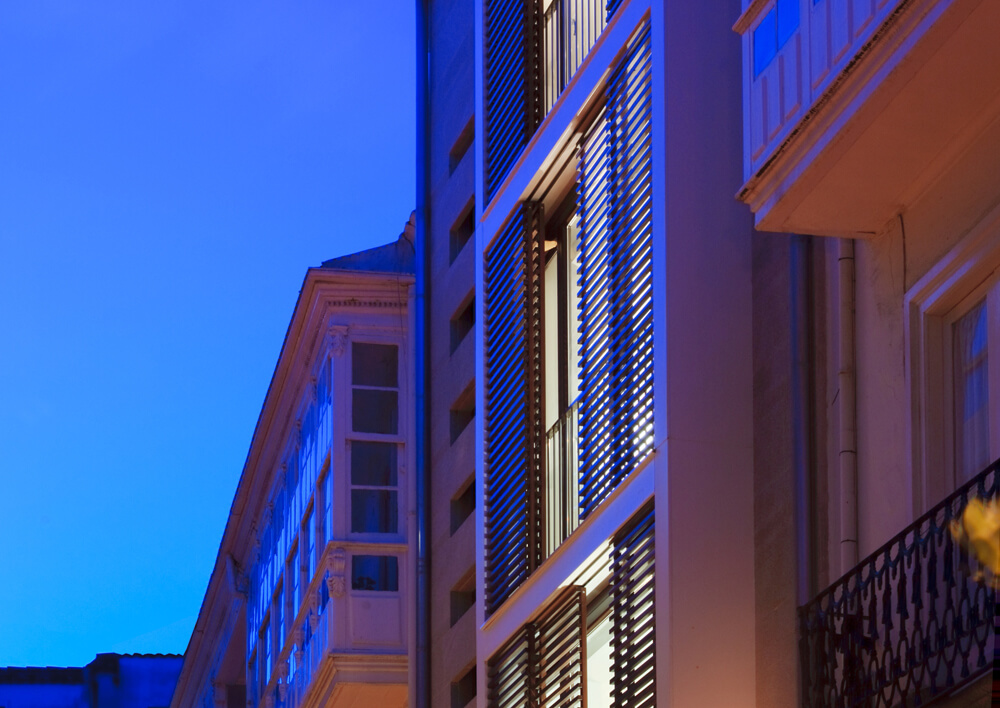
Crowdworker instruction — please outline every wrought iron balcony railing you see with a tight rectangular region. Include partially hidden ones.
[542,0,606,114]
[544,400,580,558]
[799,460,999,708]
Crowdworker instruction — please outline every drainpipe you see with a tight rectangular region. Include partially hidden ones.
[414,2,431,708]
[791,236,815,605]
[838,238,858,573]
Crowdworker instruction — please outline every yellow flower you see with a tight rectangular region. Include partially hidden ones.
[949,497,1000,581]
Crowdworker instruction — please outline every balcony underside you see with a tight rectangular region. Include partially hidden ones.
[298,654,406,708]
[742,0,1000,237]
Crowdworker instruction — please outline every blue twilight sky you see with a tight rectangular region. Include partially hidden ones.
[0,2,415,667]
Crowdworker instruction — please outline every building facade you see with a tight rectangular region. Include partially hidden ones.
[420,0,756,705]
[416,0,998,706]
[0,654,181,708]
[169,225,416,708]
[738,0,1000,705]
[414,2,479,708]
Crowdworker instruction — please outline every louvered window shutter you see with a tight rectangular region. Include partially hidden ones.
[606,0,624,22]
[536,587,587,708]
[577,21,654,519]
[611,506,656,708]
[487,586,587,708]
[484,203,546,615]
[488,625,534,708]
[484,0,543,202]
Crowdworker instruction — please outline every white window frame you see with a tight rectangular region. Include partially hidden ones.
[905,202,1000,513]
[344,338,406,542]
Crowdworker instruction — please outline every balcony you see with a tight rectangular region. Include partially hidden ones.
[542,0,607,114]
[735,0,1000,236]
[258,542,407,708]
[483,0,606,201]
[799,459,997,707]
[544,400,581,557]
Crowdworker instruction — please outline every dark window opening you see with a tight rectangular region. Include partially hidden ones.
[450,573,476,626]
[450,479,475,534]
[450,296,475,354]
[450,204,475,264]
[451,666,476,708]
[450,385,475,444]
[449,117,475,174]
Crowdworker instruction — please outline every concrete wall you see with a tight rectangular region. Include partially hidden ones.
[425,1,478,706]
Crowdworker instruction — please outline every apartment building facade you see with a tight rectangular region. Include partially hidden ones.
[738,0,1000,705]
[169,227,416,708]
[420,0,755,705]
[414,2,480,708]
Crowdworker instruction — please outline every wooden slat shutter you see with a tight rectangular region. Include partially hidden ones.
[484,203,546,615]
[611,506,656,708]
[606,0,624,22]
[537,587,587,708]
[488,625,534,708]
[487,586,587,708]
[577,21,654,520]
[485,0,543,202]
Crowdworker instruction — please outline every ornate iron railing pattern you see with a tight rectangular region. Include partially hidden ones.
[799,460,999,708]
[577,20,653,521]
[542,0,607,113]
[544,400,581,557]
[484,204,546,615]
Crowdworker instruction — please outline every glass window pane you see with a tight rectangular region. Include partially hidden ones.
[586,613,612,708]
[777,0,799,47]
[351,441,398,486]
[954,300,990,481]
[352,343,398,387]
[753,8,777,77]
[351,490,398,533]
[351,555,399,592]
[352,389,399,434]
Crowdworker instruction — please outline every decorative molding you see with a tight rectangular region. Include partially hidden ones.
[328,324,349,357]
[276,661,288,700]
[327,548,347,598]
[308,591,320,631]
[291,626,304,666]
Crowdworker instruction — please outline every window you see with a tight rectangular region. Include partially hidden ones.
[905,219,1000,510]
[450,479,475,534]
[351,555,399,592]
[287,542,299,623]
[485,505,655,708]
[753,0,799,77]
[352,343,399,435]
[450,203,475,263]
[946,278,1000,486]
[305,507,316,583]
[349,342,401,536]
[483,0,607,201]
[483,19,653,615]
[450,295,475,354]
[350,441,399,534]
